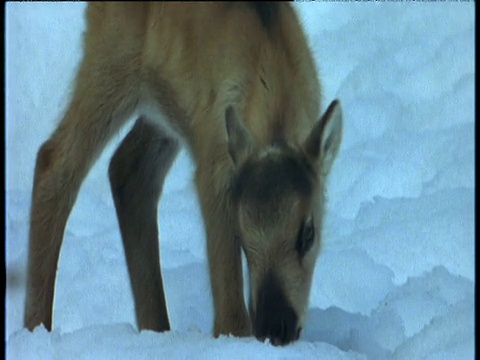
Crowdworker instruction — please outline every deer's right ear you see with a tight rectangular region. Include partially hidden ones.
[303,99,343,176]
[225,106,253,167]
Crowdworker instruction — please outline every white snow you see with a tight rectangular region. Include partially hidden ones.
[5,2,475,359]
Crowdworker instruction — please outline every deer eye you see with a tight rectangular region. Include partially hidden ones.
[295,217,315,257]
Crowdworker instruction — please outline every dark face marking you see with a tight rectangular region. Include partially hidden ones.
[251,272,300,346]
[231,147,315,206]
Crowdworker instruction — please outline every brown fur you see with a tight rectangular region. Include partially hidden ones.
[24,2,343,345]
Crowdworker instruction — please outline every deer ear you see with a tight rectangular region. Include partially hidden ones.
[225,106,253,167]
[304,100,343,175]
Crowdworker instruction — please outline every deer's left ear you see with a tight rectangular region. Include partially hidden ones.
[303,99,343,175]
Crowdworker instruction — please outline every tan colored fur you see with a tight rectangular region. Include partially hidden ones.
[24,2,342,345]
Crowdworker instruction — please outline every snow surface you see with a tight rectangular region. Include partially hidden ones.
[5,2,475,359]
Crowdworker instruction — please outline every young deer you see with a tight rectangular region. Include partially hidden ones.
[24,2,342,345]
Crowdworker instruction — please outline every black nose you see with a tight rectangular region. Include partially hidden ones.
[253,273,300,345]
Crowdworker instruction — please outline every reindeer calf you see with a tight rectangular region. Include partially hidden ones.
[24,2,342,345]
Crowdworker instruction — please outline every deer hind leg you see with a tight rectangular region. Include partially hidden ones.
[108,118,179,332]
[24,56,140,331]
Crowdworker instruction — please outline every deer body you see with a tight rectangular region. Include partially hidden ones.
[24,2,342,345]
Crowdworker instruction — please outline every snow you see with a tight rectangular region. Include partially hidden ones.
[5,2,475,359]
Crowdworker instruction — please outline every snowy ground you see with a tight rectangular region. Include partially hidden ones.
[5,2,475,359]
